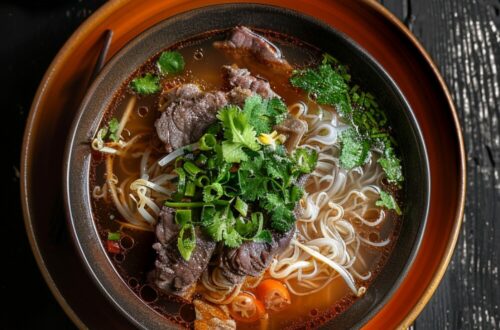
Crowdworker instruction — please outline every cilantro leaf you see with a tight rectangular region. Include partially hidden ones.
[157,51,185,75]
[223,226,243,248]
[266,98,288,125]
[242,95,288,134]
[107,118,120,142]
[376,190,402,215]
[130,73,160,95]
[260,193,295,232]
[221,141,248,163]
[339,128,370,169]
[290,63,352,115]
[238,167,267,201]
[253,229,273,243]
[378,147,403,184]
[289,185,304,204]
[290,54,404,186]
[292,147,318,174]
[217,105,260,153]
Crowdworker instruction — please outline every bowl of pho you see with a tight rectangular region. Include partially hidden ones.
[64,4,430,329]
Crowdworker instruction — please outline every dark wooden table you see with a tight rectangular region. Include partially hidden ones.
[2,0,499,328]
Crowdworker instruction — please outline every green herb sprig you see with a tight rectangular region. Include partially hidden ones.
[164,96,317,260]
[290,54,403,185]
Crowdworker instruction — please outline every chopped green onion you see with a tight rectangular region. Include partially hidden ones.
[185,181,196,197]
[165,200,230,208]
[177,224,196,261]
[175,209,192,226]
[199,133,217,150]
[174,167,187,195]
[183,161,203,176]
[203,183,224,203]
[234,197,248,217]
[107,232,120,241]
[195,175,210,188]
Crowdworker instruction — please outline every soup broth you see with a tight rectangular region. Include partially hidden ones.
[90,29,401,329]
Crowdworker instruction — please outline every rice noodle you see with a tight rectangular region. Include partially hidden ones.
[94,98,395,303]
[268,102,394,297]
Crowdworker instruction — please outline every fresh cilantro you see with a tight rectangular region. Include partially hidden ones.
[290,54,404,187]
[376,190,402,215]
[130,73,160,95]
[164,91,319,252]
[177,224,196,261]
[290,63,352,115]
[223,226,243,248]
[253,230,273,243]
[107,118,120,142]
[260,193,295,232]
[217,105,260,163]
[339,128,371,169]
[378,147,404,184]
[221,141,249,163]
[242,95,288,134]
[292,147,318,174]
[157,51,185,75]
[201,206,224,241]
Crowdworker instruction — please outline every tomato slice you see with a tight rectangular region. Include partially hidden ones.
[228,292,267,323]
[256,279,291,312]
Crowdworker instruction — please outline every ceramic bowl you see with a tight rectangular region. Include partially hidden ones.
[63,4,429,329]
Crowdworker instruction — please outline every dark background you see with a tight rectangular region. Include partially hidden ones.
[1,0,499,329]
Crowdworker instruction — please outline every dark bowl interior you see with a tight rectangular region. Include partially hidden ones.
[64,4,430,329]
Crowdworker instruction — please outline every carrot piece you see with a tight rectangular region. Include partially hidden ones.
[255,279,291,312]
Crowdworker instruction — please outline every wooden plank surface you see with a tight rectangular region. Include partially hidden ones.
[380,0,500,328]
[1,0,498,328]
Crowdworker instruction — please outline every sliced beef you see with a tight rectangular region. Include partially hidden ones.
[214,26,291,71]
[275,117,308,152]
[224,65,278,100]
[155,84,228,152]
[215,229,295,285]
[155,207,179,245]
[152,207,216,296]
[155,67,281,152]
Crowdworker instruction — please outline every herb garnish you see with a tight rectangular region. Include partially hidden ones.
[130,73,160,95]
[290,54,404,185]
[157,51,185,75]
[164,96,317,260]
[107,118,120,142]
[376,190,402,215]
[130,51,186,95]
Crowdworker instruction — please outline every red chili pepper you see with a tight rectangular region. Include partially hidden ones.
[107,240,121,254]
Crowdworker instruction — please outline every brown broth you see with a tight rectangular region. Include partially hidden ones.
[90,30,401,329]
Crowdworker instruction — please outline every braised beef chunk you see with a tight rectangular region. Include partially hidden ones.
[275,117,308,152]
[155,66,280,152]
[152,213,216,295]
[223,65,278,100]
[155,84,228,152]
[216,228,295,285]
[155,207,179,245]
[214,26,291,70]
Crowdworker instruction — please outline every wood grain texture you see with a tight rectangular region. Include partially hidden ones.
[381,0,500,328]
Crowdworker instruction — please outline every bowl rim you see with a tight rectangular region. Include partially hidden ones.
[63,3,430,329]
[20,1,466,329]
